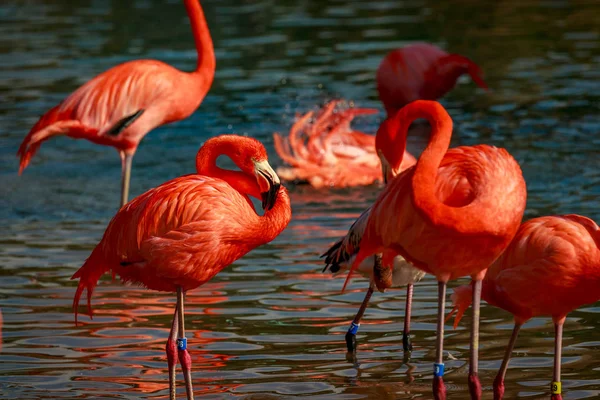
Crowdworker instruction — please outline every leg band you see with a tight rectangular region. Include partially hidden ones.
[551,381,561,395]
[348,322,360,335]
[177,337,187,351]
[434,363,445,377]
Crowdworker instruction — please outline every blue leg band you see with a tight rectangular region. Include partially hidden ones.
[348,322,360,335]
[434,363,445,377]
[177,337,187,351]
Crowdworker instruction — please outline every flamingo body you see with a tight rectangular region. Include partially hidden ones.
[18,0,215,207]
[377,43,488,117]
[274,101,415,188]
[450,215,600,400]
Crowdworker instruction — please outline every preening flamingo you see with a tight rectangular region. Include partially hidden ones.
[17,0,215,207]
[347,100,527,400]
[448,215,600,400]
[71,135,291,400]
[273,101,415,188]
[377,43,488,117]
[322,117,423,353]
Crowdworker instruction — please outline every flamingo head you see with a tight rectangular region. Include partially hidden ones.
[253,159,281,210]
[375,116,407,184]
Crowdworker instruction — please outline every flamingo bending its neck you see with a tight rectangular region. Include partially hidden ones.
[322,117,422,354]
[377,43,488,117]
[448,215,600,400]
[17,0,215,208]
[71,135,292,400]
[347,100,527,400]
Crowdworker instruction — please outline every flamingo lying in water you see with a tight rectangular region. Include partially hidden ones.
[72,135,291,400]
[322,116,423,353]
[448,215,600,400]
[347,100,527,400]
[274,43,486,188]
[17,0,215,208]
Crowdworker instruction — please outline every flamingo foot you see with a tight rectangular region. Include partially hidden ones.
[433,375,447,400]
[468,372,482,399]
[493,375,505,400]
[345,322,359,353]
[402,331,412,352]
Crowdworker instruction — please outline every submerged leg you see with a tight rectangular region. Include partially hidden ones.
[403,283,414,352]
[551,319,565,400]
[345,285,374,353]
[468,279,483,399]
[119,152,133,208]
[167,304,180,400]
[433,281,447,400]
[177,287,195,400]
[493,322,522,400]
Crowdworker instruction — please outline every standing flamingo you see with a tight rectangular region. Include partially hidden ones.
[17,0,215,207]
[377,43,488,117]
[448,215,600,400]
[347,100,527,400]
[322,116,422,353]
[72,135,291,400]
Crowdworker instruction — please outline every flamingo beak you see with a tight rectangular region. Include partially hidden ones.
[254,160,280,211]
[378,150,391,184]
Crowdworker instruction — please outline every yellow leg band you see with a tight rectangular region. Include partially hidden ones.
[551,381,561,395]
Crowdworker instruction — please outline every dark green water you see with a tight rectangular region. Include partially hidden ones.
[1,0,599,399]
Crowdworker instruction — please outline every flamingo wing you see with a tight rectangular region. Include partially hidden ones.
[18,60,184,172]
[322,206,371,272]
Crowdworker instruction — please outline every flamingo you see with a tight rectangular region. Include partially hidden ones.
[274,44,486,189]
[346,100,527,400]
[273,101,416,188]
[448,215,600,400]
[71,135,292,400]
[17,0,215,208]
[377,43,488,117]
[322,117,423,353]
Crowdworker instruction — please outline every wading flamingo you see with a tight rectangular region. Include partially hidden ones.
[377,43,488,117]
[72,135,291,400]
[448,215,600,400]
[273,101,415,188]
[322,117,423,353]
[346,100,527,400]
[17,0,215,208]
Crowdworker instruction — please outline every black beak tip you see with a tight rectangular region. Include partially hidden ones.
[261,183,280,211]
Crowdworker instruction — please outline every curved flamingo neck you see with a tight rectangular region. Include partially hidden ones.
[196,137,261,200]
[257,188,292,245]
[184,0,216,76]
[441,54,487,90]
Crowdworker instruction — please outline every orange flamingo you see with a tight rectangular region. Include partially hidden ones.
[71,135,291,400]
[322,117,422,353]
[448,215,600,400]
[17,0,215,207]
[346,100,527,400]
[377,43,488,117]
[273,100,415,188]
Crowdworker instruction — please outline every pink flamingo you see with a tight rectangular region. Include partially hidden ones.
[346,100,527,400]
[322,116,422,353]
[377,43,488,117]
[17,0,215,207]
[273,101,415,188]
[448,215,600,400]
[72,135,292,400]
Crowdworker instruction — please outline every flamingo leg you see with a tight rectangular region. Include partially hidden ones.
[433,281,447,400]
[551,320,564,400]
[119,152,133,208]
[167,304,180,400]
[403,283,414,352]
[493,322,522,400]
[468,279,483,399]
[345,285,374,353]
[177,287,194,400]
